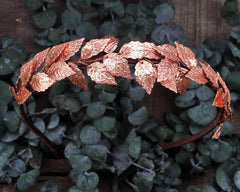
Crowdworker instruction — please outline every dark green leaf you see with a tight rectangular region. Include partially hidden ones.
[80,125,101,144]
[86,102,106,118]
[17,169,40,191]
[162,160,181,178]
[151,25,170,45]
[1,131,20,142]
[216,167,232,191]
[4,111,20,132]
[195,85,214,101]
[187,102,217,126]
[132,171,155,192]
[185,186,201,192]
[32,9,57,29]
[69,154,92,171]
[62,10,81,30]
[76,22,98,41]
[17,175,36,191]
[129,137,141,158]
[68,186,82,192]
[8,159,26,177]
[226,72,240,91]
[65,97,81,113]
[234,170,240,190]
[82,144,108,158]
[228,41,240,59]
[208,140,232,163]
[64,142,80,159]
[128,86,146,102]
[70,0,91,9]
[47,112,59,129]
[78,91,91,105]
[220,1,238,18]
[128,106,148,125]
[120,97,133,114]
[99,21,118,37]
[153,3,174,24]
[40,180,59,192]
[24,0,43,11]
[82,12,98,21]
[45,125,66,145]
[98,91,116,103]
[0,80,13,105]
[104,1,125,17]
[202,185,217,192]
[94,116,116,132]
[221,66,230,81]
[76,172,99,190]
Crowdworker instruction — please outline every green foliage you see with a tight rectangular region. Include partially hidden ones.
[1,0,240,191]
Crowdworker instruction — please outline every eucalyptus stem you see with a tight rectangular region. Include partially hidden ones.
[19,105,60,159]
[160,109,224,151]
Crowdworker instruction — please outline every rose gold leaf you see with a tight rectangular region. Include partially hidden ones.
[212,122,224,139]
[9,86,32,105]
[47,61,76,81]
[175,42,197,68]
[217,74,232,122]
[87,62,117,85]
[134,60,157,94]
[119,41,161,60]
[185,66,208,85]
[68,62,89,91]
[212,88,224,108]
[200,61,219,90]
[103,35,118,53]
[61,38,85,61]
[103,53,131,79]
[156,58,179,82]
[44,43,68,68]
[155,44,180,61]
[30,73,56,92]
[160,78,178,93]
[175,72,191,95]
[81,36,118,60]
[20,48,50,87]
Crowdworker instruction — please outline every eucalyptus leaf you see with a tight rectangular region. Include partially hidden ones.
[185,186,201,192]
[24,0,43,11]
[17,169,40,191]
[98,91,116,103]
[47,112,59,129]
[94,116,116,132]
[64,142,80,159]
[234,170,240,190]
[70,0,91,9]
[99,21,118,37]
[62,9,81,30]
[76,172,99,190]
[104,1,125,17]
[202,185,217,192]
[32,9,57,29]
[216,167,232,191]
[120,97,133,115]
[8,159,26,177]
[40,180,59,192]
[82,144,108,158]
[87,102,106,118]
[45,125,66,145]
[78,91,91,104]
[0,80,13,105]
[151,25,170,45]
[129,137,141,158]
[226,72,240,91]
[69,154,92,171]
[4,111,20,132]
[195,85,214,101]
[80,125,101,144]
[128,85,146,102]
[208,140,232,163]
[128,106,148,126]
[187,102,217,126]
[76,22,98,40]
[153,3,174,24]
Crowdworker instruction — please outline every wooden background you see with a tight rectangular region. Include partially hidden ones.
[0,0,238,191]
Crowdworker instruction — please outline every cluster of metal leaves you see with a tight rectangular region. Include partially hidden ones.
[9,35,232,138]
